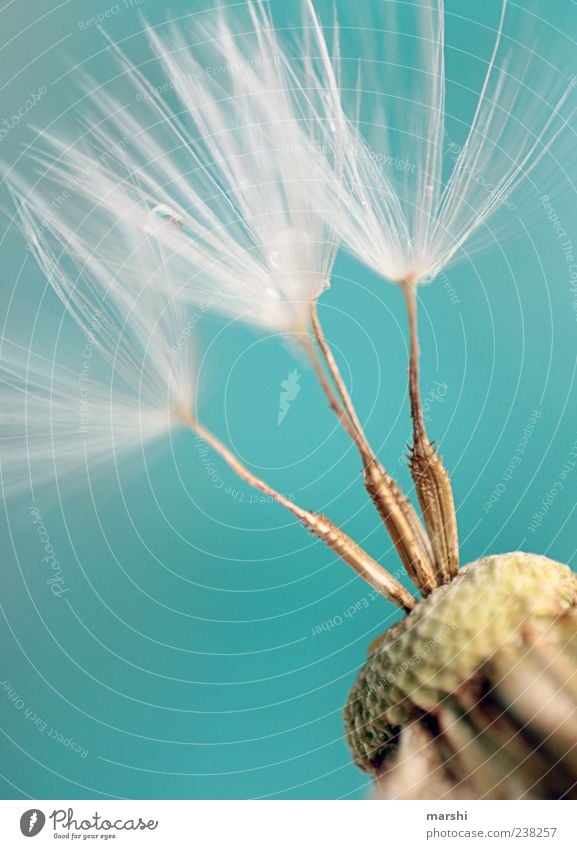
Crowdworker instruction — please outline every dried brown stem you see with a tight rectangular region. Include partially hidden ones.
[310,303,371,449]
[403,281,459,585]
[299,334,369,461]
[180,411,417,613]
[308,304,436,597]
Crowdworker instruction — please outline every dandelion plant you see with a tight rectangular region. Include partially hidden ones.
[304,0,577,798]
[21,0,436,595]
[3,143,416,611]
[305,0,576,593]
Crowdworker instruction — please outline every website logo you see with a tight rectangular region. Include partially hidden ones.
[278,368,301,425]
[20,809,46,837]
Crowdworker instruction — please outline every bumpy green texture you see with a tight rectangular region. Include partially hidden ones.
[345,552,577,771]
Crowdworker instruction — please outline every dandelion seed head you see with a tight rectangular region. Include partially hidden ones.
[305,0,577,287]
[1,136,198,498]
[0,339,179,500]
[4,0,571,498]
[56,0,341,335]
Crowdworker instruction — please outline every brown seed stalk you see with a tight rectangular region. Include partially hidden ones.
[403,281,459,585]
[306,303,436,596]
[180,411,417,613]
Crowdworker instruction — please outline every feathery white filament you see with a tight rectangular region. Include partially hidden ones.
[2,92,198,497]
[0,340,175,498]
[2,0,572,500]
[7,165,195,407]
[308,0,575,285]
[6,2,341,336]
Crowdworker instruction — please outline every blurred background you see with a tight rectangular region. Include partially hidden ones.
[0,0,576,800]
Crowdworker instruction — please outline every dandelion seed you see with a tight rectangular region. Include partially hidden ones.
[1,149,198,497]
[301,0,575,585]
[6,0,432,592]
[0,339,177,498]
[317,0,575,285]
[0,8,416,606]
[55,4,342,336]
[0,0,575,803]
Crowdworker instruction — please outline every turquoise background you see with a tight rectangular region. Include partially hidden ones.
[0,0,576,800]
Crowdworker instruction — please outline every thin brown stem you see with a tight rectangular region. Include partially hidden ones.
[308,303,436,597]
[403,282,459,584]
[180,411,417,613]
[405,281,425,439]
[299,334,371,464]
[311,302,371,449]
